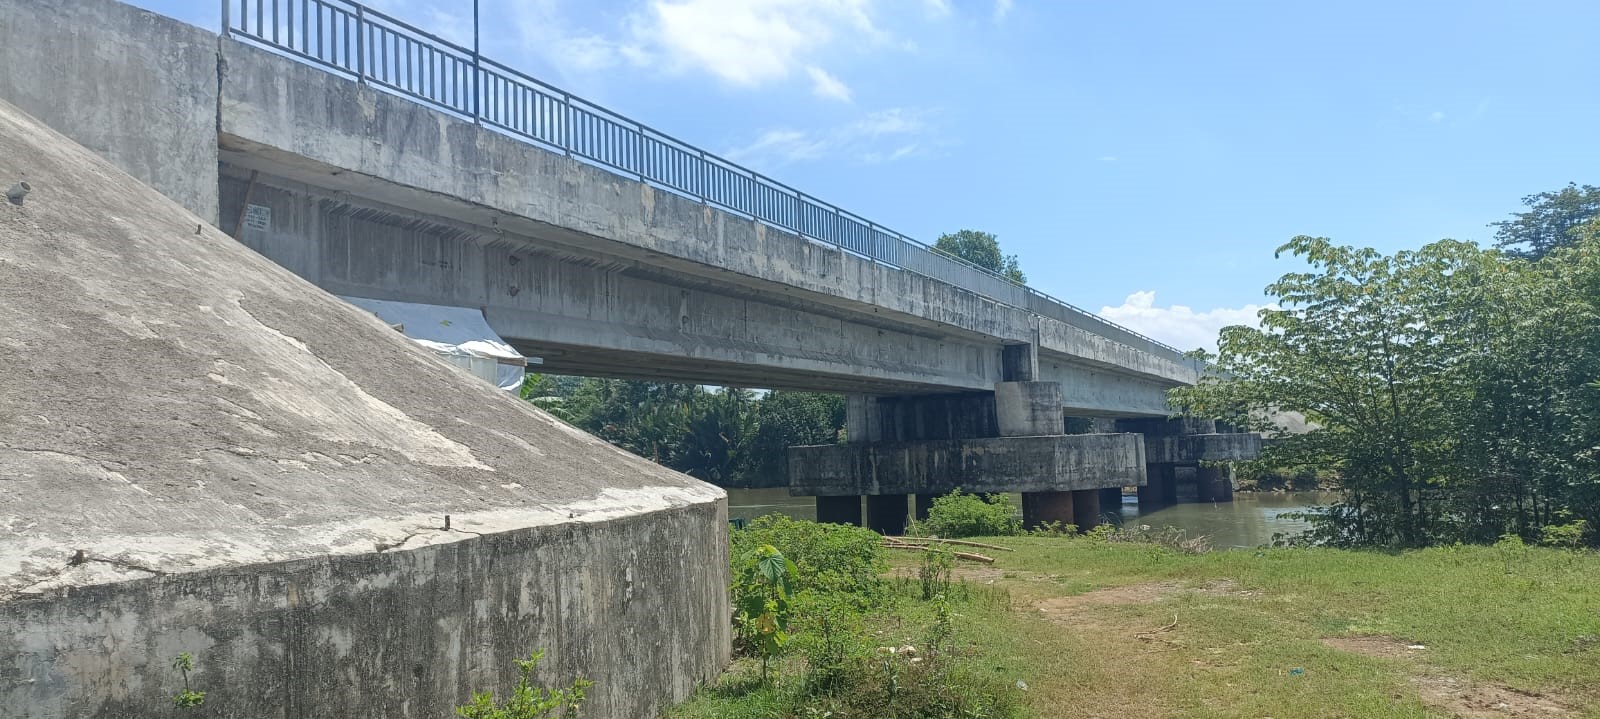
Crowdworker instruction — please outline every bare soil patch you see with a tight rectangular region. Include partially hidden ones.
[1322,636,1576,717]
[1412,675,1574,718]
[1033,581,1182,615]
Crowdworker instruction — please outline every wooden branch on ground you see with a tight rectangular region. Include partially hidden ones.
[882,543,996,564]
[885,537,1015,552]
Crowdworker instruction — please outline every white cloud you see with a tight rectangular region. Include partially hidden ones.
[509,0,631,75]
[724,129,831,164]
[807,67,853,102]
[725,107,932,167]
[993,0,1014,22]
[1099,291,1271,353]
[628,0,882,87]
[922,0,953,18]
[1429,111,1446,122]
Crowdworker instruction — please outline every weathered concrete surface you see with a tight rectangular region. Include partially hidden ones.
[217,168,998,395]
[1143,434,1263,464]
[994,382,1066,437]
[0,0,219,222]
[787,434,1146,496]
[0,100,728,717]
[214,36,1201,395]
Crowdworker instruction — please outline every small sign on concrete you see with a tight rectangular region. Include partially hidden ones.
[243,203,271,232]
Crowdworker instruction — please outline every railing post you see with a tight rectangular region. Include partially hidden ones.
[697,150,708,204]
[221,0,230,35]
[560,93,572,157]
[471,0,481,125]
[636,124,646,181]
[354,4,366,84]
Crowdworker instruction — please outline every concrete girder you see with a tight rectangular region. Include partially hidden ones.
[787,434,1147,497]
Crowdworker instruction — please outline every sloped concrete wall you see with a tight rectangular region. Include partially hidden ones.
[3,504,729,719]
[0,0,220,222]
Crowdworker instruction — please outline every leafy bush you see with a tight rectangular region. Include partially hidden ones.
[912,490,1021,538]
[733,544,799,681]
[918,545,953,601]
[1539,519,1590,548]
[799,645,1025,719]
[455,650,591,719]
[732,514,887,603]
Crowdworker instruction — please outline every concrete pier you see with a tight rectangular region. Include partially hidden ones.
[1119,418,1259,510]
[794,356,1149,533]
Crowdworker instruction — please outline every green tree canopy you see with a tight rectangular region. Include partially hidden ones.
[1173,235,1600,547]
[1492,183,1600,260]
[523,378,844,486]
[933,229,1026,283]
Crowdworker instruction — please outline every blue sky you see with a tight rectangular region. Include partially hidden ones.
[141,0,1600,350]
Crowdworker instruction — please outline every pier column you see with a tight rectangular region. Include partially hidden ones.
[867,494,910,535]
[1022,491,1075,529]
[996,378,1071,531]
[1197,464,1234,503]
[1099,487,1124,513]
[1139,463,1177,510]
[1071,488,1102,530]
[811,395,884,528]
[816,496,862,525]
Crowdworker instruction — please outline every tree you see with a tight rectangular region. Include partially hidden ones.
[1492,183,1600,260]
[933,229,1026,283]
[740,391,846,481]
[1172,235,1600,547]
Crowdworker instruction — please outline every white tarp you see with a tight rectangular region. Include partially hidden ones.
[340,296,530,391]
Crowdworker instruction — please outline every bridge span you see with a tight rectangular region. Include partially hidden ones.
[0,0,1258,533]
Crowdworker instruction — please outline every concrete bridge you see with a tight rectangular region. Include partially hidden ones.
[0,0,1258,534]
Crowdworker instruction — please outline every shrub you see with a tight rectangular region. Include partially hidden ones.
[1539,519,1590,549]
[733,544,799,682]
[918,544,953,601]
[455,650,591,719]
[913,490,1021,538]
[732,514,887,603]
[801,647,1025,719]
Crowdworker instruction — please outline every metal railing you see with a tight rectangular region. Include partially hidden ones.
[221,0,1195,366]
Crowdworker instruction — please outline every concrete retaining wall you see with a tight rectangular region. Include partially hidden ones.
[0,0,220,222]
[3,503,729,719]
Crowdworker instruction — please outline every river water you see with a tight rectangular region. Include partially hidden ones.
[725,489,1337,549]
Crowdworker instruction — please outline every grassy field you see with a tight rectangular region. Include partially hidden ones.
[671,535,1600,718]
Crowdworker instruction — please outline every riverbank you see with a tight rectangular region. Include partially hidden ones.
[672,534,1600,718]
[726,489,1339,548]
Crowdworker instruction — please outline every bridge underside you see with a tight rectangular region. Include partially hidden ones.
[216,157,1182,411]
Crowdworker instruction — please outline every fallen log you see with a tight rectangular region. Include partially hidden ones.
[882,543,996,564]
[885,536,1015,552]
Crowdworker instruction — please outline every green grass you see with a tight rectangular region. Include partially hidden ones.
[672,536,1600,718]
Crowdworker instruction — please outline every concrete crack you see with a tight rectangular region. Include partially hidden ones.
[373,526,482,553]
[0,553,164,603]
